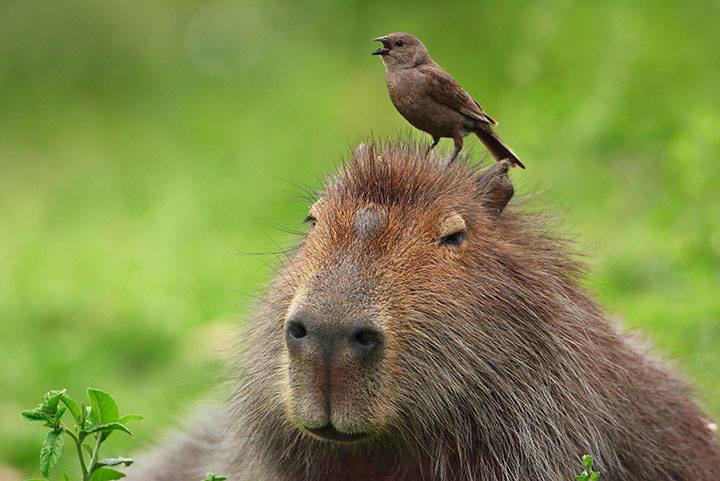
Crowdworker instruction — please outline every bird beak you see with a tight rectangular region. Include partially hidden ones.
[371,36,391,56]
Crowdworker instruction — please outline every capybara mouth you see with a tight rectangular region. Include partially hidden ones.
[307,425,370,443]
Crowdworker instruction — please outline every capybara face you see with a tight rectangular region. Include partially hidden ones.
[278,144,515,444]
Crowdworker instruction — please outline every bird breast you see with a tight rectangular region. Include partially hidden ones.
[385,69,461,137]
[386,71,433,125]
[386,70,425,111]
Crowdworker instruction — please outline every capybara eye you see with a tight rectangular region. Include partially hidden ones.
[303,215,317,228]
[394,39,404,47]
[439,230,466,246]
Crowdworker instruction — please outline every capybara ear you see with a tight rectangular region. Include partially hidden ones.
[476,160,514,217]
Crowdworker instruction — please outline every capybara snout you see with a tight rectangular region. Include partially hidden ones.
[283,303,386,439]
[282,259,390,440]
[285,311,384,363]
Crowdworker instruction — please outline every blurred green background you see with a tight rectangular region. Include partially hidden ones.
[1,0,719,478]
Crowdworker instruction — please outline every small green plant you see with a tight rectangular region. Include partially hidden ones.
[201,474,227,481]
[22,388,228,481]
[574,454,600,481]
[21,388,141,481]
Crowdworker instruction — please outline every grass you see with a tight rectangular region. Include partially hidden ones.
[1,0,718,477]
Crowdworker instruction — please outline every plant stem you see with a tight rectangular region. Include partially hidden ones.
[85,434,103,480]
[66,428,88,481]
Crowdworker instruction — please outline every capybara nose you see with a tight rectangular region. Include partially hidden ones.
[285,313,384,362]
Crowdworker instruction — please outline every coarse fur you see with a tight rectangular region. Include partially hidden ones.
[126,141,719,481]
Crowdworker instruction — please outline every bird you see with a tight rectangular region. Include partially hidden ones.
[371,32,525,168]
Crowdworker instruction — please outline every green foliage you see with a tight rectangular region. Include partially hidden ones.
[202,474,228,481]
[87,389,120,426]
[39,430,65,478]
[574,455,601,481]
[21,389,139,481]
[87,468,126,481]
[21,388,226,481]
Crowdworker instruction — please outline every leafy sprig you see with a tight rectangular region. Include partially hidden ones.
[201,474,228,481]
[574,454,601,481]
[21,388,141,481]
[22,388,227,481]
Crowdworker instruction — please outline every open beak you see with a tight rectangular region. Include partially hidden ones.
[371,36,391,56]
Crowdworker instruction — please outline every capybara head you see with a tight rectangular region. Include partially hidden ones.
[236,142,577,468]
[280,143,518,443]
[230,141,719,481]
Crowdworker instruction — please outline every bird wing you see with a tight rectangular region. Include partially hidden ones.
[419,63,497,125]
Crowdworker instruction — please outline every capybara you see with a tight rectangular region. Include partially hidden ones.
[126,141,719,481]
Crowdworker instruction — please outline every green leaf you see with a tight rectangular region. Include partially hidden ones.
[88,467,126,481]
[83,444,94,458]
[60,393,82,423]
[87,388,119,424]
[39,429,65,477]
[21,408,52,423]
[22,390,68,427]
[42,390,66,413]
[117,414,143,424]
[582,455,594,469]
[202,474,228,481]
[85,422,133,437]
[79,403,92,430]
[54,407,66,423]
[96,457,134,468]
[61,472,70,481]
[589,472,600,481]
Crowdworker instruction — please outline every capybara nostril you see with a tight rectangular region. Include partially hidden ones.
[286,320,308,340]
[350,326,383,353]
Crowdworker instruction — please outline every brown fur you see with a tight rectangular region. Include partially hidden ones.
[126,141,719,481]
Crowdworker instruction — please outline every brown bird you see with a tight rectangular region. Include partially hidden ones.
[372,32,525,168]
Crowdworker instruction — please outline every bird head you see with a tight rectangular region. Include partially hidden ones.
[371,33,429,69]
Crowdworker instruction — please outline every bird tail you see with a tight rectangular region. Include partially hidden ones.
[475,125,525,169]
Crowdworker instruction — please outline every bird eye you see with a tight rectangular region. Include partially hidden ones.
[394,39,404,47]
[439,230,466,246]
[304,215,317,228]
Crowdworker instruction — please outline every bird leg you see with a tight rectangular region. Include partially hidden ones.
[449,136,463,163]
[425,136,440,156]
